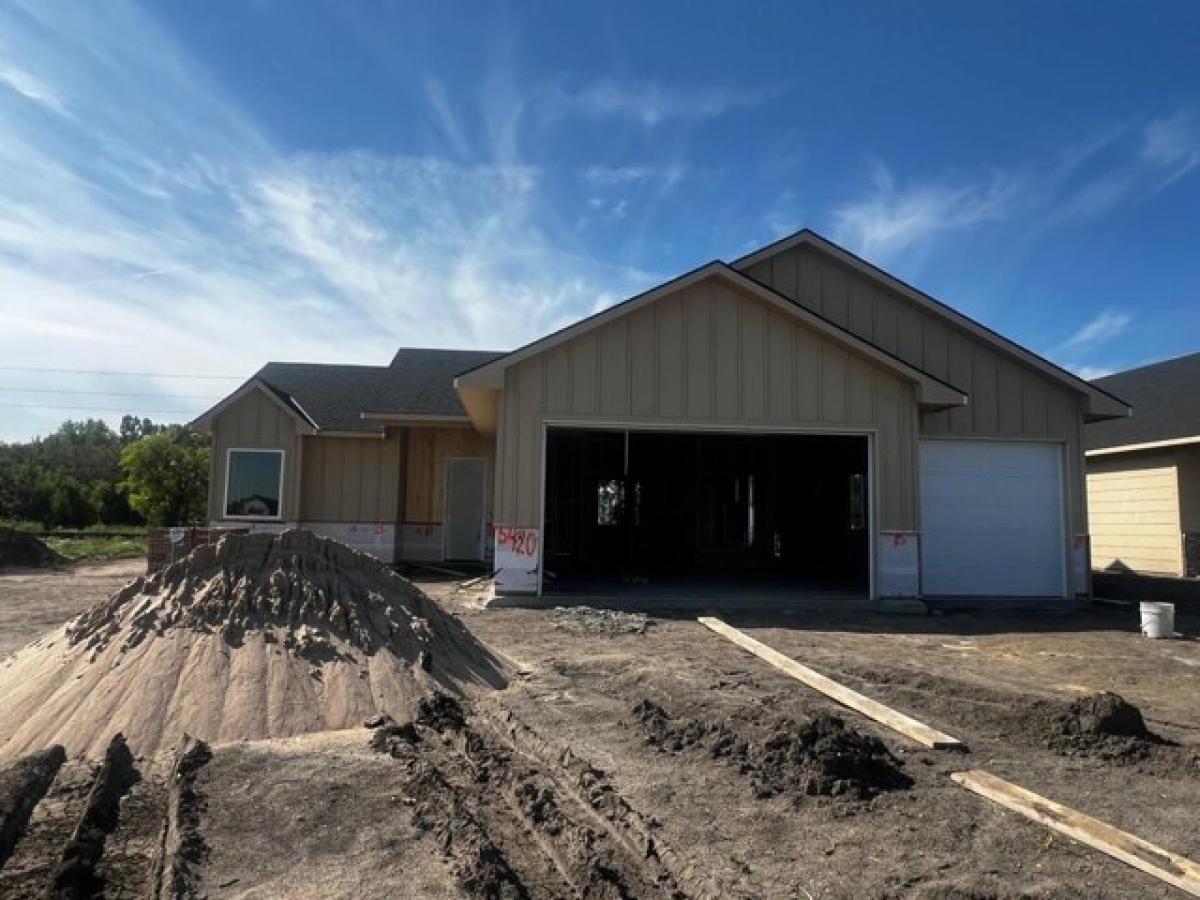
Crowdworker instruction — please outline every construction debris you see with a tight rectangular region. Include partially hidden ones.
[552,605,650,636]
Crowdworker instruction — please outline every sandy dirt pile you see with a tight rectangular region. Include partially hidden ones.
[0,528,63,571]
[0,529,506,761]
[632,699,911,800]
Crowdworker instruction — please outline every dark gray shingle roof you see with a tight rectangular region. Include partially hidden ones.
[1085,352,1200,451]
[256,348,505,433]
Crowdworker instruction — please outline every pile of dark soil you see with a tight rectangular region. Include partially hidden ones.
[0,527,63,570]
[753,715,914,799]
[632,699,911,800]
[632,699,744,756]
[1017,692,1169,764]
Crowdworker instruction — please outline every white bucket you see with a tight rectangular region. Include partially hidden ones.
[1140,602,1175,639]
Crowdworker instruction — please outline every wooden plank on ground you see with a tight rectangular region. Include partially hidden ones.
[952,769,1200,897]
[696,616,965,751]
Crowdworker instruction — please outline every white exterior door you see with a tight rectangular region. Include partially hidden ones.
[919,440,1065,597]
[445,458,486,561]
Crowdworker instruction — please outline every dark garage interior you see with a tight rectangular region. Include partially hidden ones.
[543,428,869,591]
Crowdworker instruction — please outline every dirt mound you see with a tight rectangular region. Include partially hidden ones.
[0,529,507,761]
[632,699,910,800]
[0,528,63,570]
[753,714,914,799]
[1017,692,1167,763]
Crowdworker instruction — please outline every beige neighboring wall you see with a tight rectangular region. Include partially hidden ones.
[742,243,1089,539]
[494,275,921,531]
[405,426,496,524]
[207,387,303,522]
[299,431,403,523]
[1087,450,1183,575]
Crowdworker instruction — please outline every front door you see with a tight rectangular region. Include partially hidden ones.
[445,458,486,561]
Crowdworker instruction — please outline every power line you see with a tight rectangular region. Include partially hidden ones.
[0,403,198,414]
[0,365,243,380]
[0,387,221,399]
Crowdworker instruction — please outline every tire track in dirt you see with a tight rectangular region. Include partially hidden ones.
[372,694,704,899]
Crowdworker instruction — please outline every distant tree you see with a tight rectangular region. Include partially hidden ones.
[119,415,163,444]
[120,428,210,526]
[89,479,139,526]
[43,472,98,529]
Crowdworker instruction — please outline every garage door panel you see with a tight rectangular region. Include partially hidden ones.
[920,440,1065,597]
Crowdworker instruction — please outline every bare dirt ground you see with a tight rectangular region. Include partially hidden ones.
[0,559,143,659]
[2,555,1199,898]
[421,580,1200,899]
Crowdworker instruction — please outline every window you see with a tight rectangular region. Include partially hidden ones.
[225,449,284,519]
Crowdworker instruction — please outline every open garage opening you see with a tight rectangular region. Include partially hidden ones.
[543,428,870,595]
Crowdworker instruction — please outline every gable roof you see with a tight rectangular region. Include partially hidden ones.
[193,348,505,434]
[455,261,968,408]
[733,229,1131,421]
[1085,352,1200,454]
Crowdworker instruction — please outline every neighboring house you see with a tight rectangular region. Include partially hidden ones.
[193,229,1129,599]
[1085,353,1200,578]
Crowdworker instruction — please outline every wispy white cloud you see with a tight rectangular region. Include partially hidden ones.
[1071,364,1115,381]
[423,74,471,159]
[581,163,692,192]
[834,110,1200,264]
[550,79,777,126]
[1060,310,1132,352]
[0,4,650,441]
[0,63,68,115]
[832,161,1022,262]
[1141,109,1200,190]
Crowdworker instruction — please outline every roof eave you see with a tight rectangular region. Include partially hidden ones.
[190,377,318,435]
[457,262,968,404]
[1085,433,1200,457]
[734,229,1133,422]
[359,411,472,426]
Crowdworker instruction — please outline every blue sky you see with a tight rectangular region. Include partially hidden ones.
[1,1,1198,441]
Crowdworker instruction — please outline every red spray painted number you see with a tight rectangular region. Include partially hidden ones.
[496,526,538,558]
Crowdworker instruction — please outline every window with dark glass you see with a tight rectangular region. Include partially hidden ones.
[225,449,283,518]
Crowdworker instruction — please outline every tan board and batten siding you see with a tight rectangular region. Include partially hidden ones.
[742,245,1087,534]
[494,276,921,531]
[1088,451,1183,575]
[206,389,304,522]
[405,426,495,524]
[207,388,492,538]
[300,432,403,523]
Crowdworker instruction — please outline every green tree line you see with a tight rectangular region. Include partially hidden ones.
[0,415,210,529]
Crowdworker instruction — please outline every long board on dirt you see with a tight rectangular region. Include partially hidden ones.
[952,769,1200,897]
[697,616,965,751]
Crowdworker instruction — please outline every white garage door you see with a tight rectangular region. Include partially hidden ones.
[920,440,1065,597]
